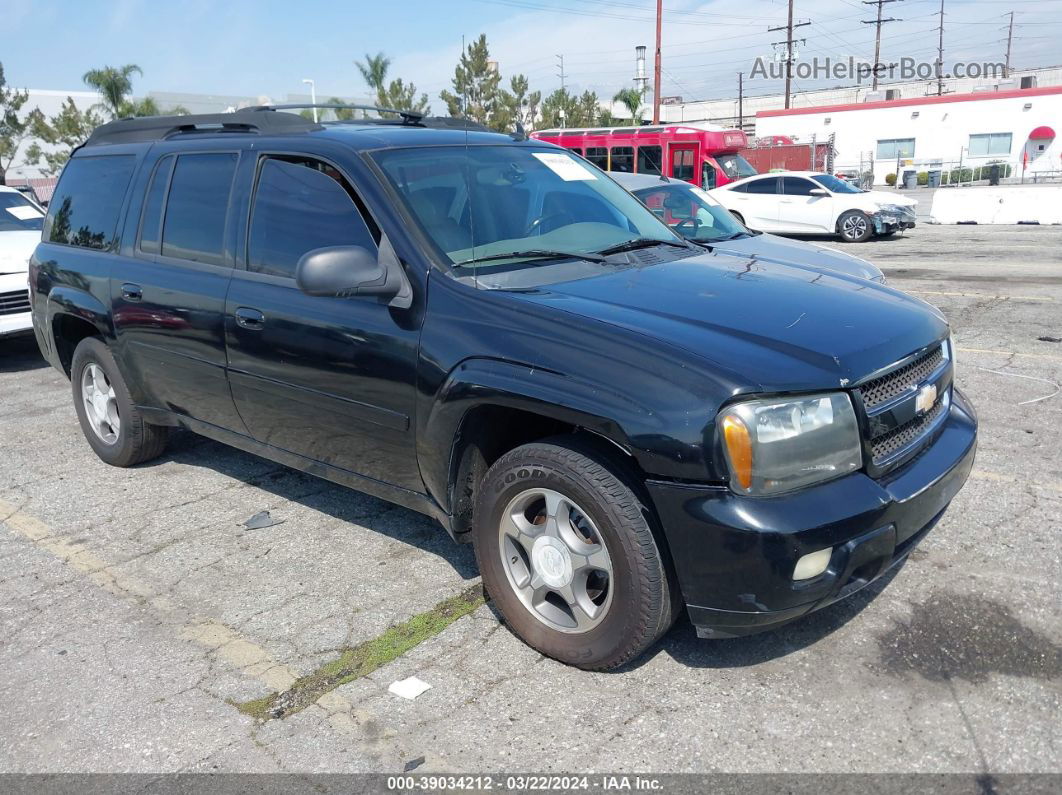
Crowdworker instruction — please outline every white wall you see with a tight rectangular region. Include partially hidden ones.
[754,91,1062,185]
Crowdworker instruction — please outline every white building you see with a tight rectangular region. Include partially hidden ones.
[754,85,1062,186]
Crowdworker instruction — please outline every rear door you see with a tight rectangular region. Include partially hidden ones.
[112,147,245,431]
[223,151,423,491]
[727,176,781,231]
[780,176,835,233]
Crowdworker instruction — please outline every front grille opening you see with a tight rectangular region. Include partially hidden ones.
[871,394,947,461]
[0,289,31,316]
[858,345,944,410]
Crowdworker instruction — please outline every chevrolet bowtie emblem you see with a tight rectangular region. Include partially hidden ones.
[915,382,938,414]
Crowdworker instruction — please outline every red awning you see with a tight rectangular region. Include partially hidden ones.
[1029,125,1055,140]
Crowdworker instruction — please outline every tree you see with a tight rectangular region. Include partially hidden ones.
[612,87,644,125]
[440,34,508,130]
[0,62,31,185]
[506,74,540,130]
[354,52,430,116]
[23,99,104,176]
[356,52,391,97]
[537,88,604,129]
[82,64,141,118]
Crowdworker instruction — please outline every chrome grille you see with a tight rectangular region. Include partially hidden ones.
[858,345,944,410]
[0,289,30,316]
[871,394,947,461]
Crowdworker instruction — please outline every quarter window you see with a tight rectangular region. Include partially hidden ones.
[968,133,1012,156]
[44,155,136,250]
[160,153,238,265]
[876,138,916,160]
[637,145,662,175]
[609,146,634,173]
[248,157,377,279]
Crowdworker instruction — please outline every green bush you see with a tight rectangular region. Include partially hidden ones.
[917,171,929,186]
[948,167,973,183]
[885,172,897,186]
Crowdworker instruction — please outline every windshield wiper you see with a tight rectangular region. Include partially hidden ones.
[597,237,693,256]
[454,249,605,267]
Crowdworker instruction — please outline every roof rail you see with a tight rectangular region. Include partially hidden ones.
[244,103,425,125]
[84,108,321,146]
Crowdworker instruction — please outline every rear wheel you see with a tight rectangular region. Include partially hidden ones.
[473,439,676,670]
[838,210,873,242]
[71,337,168,467]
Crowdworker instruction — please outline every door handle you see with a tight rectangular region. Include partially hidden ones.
[121,283,143,301]
[234,307,265,330]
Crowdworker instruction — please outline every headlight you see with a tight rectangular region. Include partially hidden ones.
[718,393,863,496]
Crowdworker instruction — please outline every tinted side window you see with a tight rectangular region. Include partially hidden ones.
[248,158,377,279]
[585,147,608,169]
[782,177,816,196]
[637,145,662,175]
[568,147,583,156]
[139,156,174,254]
[161,153,237,265]
[745,178,779,195]
[44,155,135,250]
[610,147,634,173]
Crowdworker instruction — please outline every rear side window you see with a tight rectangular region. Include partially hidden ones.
[247,157,377,279]
[609,147,634,173]
[637,145,662,175]
[138,156,174,255]
[44,155,135,250]
[160,153,237,265]
[746,178,779,195]
[584,147,608,169]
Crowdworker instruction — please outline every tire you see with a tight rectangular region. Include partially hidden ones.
[838,210,873,243]
[472,438,676,670]
[71,337,168,467]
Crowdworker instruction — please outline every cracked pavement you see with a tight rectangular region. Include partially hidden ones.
[1,224,1060,774]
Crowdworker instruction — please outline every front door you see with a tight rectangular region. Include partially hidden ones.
[779,176,835,233]
[223,153,423,491]
[668,144,698,185]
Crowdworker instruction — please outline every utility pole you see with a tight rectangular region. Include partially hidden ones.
[936,0,946,96]
[769,1,811,109]
[861,0,903,91]
[1004,11,1014,78]
[653,0,662,124]
[738,72,744,130]
[556,54,566,93]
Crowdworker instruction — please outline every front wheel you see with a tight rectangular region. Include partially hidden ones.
[473,439,677,670]
[838,210,873,242]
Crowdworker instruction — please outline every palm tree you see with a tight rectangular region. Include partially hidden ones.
[612,87,644,125]
[83,64,142,118]
[356,52,391,101]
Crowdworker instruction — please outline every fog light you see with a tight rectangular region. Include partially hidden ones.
[793,547,833,581]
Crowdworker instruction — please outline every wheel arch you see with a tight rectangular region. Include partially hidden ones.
[47,287,113,377]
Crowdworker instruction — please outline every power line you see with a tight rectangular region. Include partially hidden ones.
[768,0,812,108]
[862,0,904,90]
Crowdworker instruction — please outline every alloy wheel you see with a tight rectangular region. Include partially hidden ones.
[81,362,120,445]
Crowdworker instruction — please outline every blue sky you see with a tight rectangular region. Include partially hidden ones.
[4,0,1061,108]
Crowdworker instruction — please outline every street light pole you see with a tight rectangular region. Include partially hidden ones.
[302,78,317,121]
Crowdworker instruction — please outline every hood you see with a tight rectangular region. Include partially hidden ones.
[864,190,917,208]
[510,250,947,393]
[711,233,884,282]
[0,231,41,275]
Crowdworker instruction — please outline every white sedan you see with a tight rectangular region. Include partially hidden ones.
[0,185,44,340]
[710,171,917,243]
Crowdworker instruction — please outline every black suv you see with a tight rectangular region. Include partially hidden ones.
[30,107,977,670]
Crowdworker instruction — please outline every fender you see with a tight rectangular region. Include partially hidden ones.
[418,356,665,516]
[41,285,114,375]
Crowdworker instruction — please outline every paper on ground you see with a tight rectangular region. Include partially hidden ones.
[388,676,432,700]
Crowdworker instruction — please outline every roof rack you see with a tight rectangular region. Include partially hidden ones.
[243,103,425,125]
[84,108,321,147]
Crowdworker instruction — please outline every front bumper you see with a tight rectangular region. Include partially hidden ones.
[647,386,977,638]
[874,208,917,234]
[0,273,33,338]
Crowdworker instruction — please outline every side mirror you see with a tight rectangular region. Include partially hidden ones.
[295,245,404,301]
[809,188,829,197]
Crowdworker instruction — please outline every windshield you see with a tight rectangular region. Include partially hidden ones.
[372,145,680,284]
[715,154,757,180]
[811,174,863,194]
[0,192,45,232]
[634,183,747,243]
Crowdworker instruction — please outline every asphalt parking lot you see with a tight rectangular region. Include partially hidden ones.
[1,224,1060,776]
